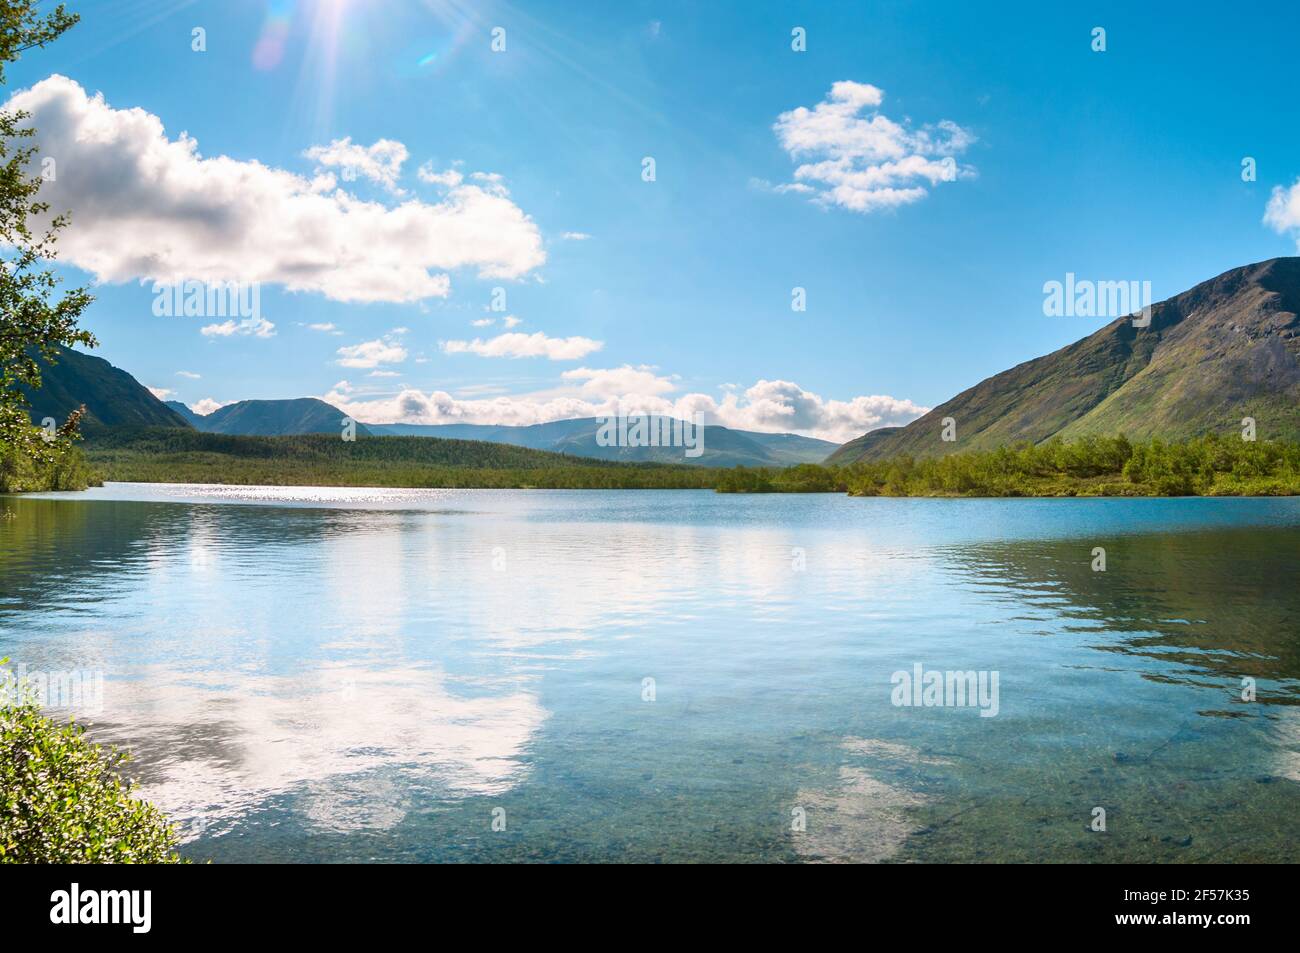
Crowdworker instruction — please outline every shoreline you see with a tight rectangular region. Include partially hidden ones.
[8,477,1300,500]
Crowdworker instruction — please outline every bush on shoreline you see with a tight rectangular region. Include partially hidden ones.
[0,674,182,863]
[0,441,95,493]
[0,405,97,493]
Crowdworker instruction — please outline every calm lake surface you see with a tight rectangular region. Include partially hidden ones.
[3,484,1299,862]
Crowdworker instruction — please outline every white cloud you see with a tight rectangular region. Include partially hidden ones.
[201,317,276,338]
[502,315,522,328]
[441,331,602,360]
[1264,179,1300,243]
[191,398,231,416]
[417,163,464,188]
[703,380,928,441]
[470,171,505,190]
[148,386,173,400]
[176,370,200,379]
[561,365,676,398]
[561,231,592,240]
[304,137,409,192]
[471,318,495,327]
[9,76,545,304]
[772,81,974,213]
[306,322,339,333]
[337,334,408,369]
[323,372,926,442]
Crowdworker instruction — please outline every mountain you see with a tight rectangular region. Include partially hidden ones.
[364,417,837,467]
[829,257,1300,464]
[180,398,370,437]
[164,400,204,428]
[22,345,192,431]
[831,427,903,463]
[741,430,845,465]
[367,418,593,449]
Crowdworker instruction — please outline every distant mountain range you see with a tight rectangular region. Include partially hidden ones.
[27,346,832,466]
[167,406,832,465]
[34,257,1300,471]
[831,257,1300,464]
[166,398,372,437]
[365,419,837,467]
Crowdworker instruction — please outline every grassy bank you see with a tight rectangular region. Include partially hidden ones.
[717,435,1300,497]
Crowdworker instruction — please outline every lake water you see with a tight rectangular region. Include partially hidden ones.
[3,483,1299,862]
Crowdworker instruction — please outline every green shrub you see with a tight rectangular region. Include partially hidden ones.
[771,463,843,493]
[715,466,775,493]
[0,406,96,493]
[0,683,182,863]
[0,444,94,493]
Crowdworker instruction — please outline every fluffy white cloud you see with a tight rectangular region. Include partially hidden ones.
[703,380,927,440]
[561,365,676,398]
[441,331,603,360]
[9,75,545,304]
[191,398,231,416]
[1264,179,1300,243]
[303,137,408,192]
[148,386,173,400]
[201,317,276,338]
[417,163,464,188]
[336,335,408,369]
[470,172,505,190]
[323,373,926,443]
[773,81,974,213]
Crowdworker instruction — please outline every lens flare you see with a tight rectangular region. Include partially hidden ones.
[252,0,294,71]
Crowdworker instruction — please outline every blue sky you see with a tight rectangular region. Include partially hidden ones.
[10,0,1300,441]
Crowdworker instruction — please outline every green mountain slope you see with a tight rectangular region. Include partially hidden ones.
[182,398,371,437]
[830,257,1300,464]
[21,345,192,431]
[365,417,836,466]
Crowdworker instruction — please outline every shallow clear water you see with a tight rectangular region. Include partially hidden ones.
[2,484,1299,862]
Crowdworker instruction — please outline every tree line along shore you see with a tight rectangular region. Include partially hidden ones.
[6,428,1300,497]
